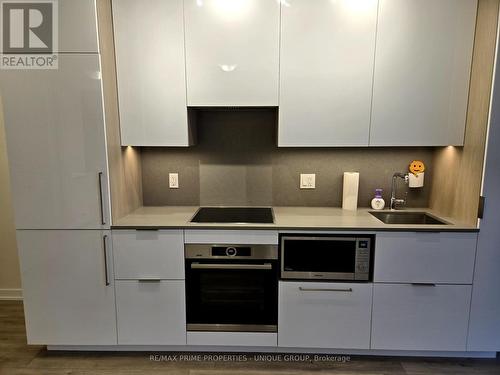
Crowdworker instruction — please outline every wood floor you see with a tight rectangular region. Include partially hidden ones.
[1,301,499,375]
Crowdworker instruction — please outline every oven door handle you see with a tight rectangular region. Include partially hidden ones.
[190,263,273,270]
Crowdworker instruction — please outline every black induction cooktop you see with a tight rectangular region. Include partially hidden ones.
[190,207,274,224]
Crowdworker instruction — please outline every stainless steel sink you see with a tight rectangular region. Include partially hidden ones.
[370,211,449,225]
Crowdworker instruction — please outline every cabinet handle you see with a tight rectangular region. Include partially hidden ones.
[299,287,353,293]
[98,172,106,225]
[411,282,436,287]
[103,235,110,286]
[138,279,162,282]
[191,263,272,270]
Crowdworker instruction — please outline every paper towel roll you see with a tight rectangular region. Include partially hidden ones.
[342,172,359,211]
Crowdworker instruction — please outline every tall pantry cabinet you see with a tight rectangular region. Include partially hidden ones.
[0,0,117,345]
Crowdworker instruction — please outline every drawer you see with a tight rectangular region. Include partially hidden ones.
[115,280,186,345]
[278,282,373,349]
[371,283,472,351]
[112,230,184,279]
[374,232,477,284]
[184,230,278,245]
[187,332,277,347]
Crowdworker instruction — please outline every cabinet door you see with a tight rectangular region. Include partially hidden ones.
[374,232,477,284]
[113,0,190,146]
[371,284,472,351]
[112,229,185,280]
[58,0,98,53]
[278,282,373,349]
[370,0,477,146]
[185,0,279,106]
[0,55,110,229]
[278,0,377,147]
[116,280,186,345]
[17,230,117,345]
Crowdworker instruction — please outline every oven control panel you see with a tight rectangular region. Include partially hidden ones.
[211,246,251,257]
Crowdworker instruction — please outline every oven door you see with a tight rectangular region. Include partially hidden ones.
[185,259,278,332]
[281,236,369,280]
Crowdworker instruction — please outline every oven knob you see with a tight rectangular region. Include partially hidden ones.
[226,247,237,257]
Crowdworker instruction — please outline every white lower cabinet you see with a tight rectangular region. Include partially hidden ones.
[278,282,373,349]
[115,280,186,345]
[371,284,472,351]
[17,230,117,345]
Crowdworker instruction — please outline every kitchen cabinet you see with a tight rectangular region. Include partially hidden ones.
[0,54,110,229]
[115,280,186,345]
[278,282,373,349]
[113,0,191,146]
[371,284,472,351]
[468,36,500,351]
[17,230,117,345]
[278,0,377,147]
[112,229,185,280]
[370,0,477,146]
[374,232,477,284]
[58,0,99,53]
[184,0,279,106]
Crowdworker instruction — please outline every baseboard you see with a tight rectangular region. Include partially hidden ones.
[0,288,23,300]
[46,345,498,358]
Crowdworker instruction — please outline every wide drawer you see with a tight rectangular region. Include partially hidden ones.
[184,230,278,245]
[371,283,472,351]
[374,232,477,284]
[115,280,186,345]
[112,230,184,279]
[278,282,373,349]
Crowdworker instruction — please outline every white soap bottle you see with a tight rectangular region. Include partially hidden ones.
[371,189,385,210]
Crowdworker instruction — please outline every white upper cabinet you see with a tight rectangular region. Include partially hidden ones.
[58,0,99,53]
[184,0,280,106]
[113,0,191,146]
[0,55,110,229]
[370,0,477,146]
[278,0,378,147]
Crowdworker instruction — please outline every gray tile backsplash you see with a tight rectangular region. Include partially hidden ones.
[141,110,434,207]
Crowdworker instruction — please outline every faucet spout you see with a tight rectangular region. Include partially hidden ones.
[390,172,409,210]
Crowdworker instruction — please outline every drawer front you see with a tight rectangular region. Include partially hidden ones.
[278,282,373,349]
[374,232,477,284]
[187,332,277,347]
[371,284,472,351]
[184,230,278,245]
[112,230,184,279]
[115,280,186,345]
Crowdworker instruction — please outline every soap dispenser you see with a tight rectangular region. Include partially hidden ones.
[371,189,385,210]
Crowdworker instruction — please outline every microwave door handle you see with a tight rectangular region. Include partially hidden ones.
[190,263,272,270]
[299,287,353,293]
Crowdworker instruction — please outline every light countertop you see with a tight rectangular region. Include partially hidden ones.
[112,206,478,232]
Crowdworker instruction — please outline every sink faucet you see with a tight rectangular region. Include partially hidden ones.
[390,172,409,210]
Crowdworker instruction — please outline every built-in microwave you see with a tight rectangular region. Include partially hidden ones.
[280,234,373,281]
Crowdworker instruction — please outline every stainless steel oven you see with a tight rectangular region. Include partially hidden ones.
[280,234,373,281]
[185,244,278,333]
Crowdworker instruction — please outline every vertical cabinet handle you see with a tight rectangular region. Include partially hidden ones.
[103,235,110,286]
[98,172,106,225]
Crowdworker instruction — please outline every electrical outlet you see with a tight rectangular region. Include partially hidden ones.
[300,174,316,189]
[169,173,179,189]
